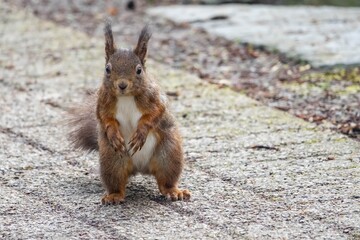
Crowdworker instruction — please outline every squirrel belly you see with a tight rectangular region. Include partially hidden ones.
[115,96,157,173]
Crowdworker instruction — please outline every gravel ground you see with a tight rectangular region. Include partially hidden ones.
[1,1,360,239]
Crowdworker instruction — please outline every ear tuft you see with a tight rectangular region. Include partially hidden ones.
[134,25,152,66]
[104,19,116,63]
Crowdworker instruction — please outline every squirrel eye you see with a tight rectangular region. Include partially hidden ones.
[136,66,142,75]
[105,64,111,74]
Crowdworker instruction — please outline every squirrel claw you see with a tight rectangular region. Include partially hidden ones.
[129,143,141,157]
[162,188,191,202]
[109,135,126,156]
[101,193,125,205]
[128,128,147,156]
[105,124,126,154]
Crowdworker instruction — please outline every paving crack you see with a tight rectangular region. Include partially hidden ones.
[0,126,56,154]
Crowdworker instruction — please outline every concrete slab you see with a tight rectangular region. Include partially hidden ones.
[148,5,360,67]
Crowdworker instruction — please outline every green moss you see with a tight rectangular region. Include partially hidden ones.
[285,67,360,96]
[281,0,360,7]
[302,67,360,83]
[305,139,320,144]
[333,137,347,142]
[282,82,320,96]
[338,85,360,95]
[317,81,331,90]
[269,196,282,202]
[350,232,360,240]
[332,164,359,171]
[348,164,359,169]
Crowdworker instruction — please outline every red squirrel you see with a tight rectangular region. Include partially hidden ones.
[68,22,190,204]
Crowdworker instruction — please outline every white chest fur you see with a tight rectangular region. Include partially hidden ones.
[115,96,157,172]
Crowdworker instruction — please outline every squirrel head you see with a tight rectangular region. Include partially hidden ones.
[103,22,152,96]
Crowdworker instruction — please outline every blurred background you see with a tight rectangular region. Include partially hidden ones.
[199,0,360,6]
[183,0,360,6]
[3,0,360,140]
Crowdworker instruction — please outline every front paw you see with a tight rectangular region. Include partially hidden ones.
[107,129,126,155]
[128,127,148,156]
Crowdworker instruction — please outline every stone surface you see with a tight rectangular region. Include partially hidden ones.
[0,2,360,239]
[148,4,360,67]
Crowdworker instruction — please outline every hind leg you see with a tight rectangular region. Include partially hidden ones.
[150,137,191,201]
[99,139,133,204]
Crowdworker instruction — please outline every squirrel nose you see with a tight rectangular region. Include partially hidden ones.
[118,83,128,90]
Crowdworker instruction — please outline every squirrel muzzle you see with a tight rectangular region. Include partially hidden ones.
[114,79,132,95]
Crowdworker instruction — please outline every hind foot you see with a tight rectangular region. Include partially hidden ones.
[101,193,125,205]
[161,188,191,201]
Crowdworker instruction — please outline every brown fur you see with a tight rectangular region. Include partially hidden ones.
[104,20,116,63]
[68,22,190,204]
[67,93,98,152]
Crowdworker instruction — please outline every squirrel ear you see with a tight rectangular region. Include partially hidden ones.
[104,20,116,63]
[134,25,151,66]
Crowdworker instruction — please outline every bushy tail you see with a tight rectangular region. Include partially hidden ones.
[66,92,99,152]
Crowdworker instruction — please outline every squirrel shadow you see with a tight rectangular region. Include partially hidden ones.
[65,174,165,205]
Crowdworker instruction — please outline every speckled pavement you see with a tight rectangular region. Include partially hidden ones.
[0,2,359,239]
